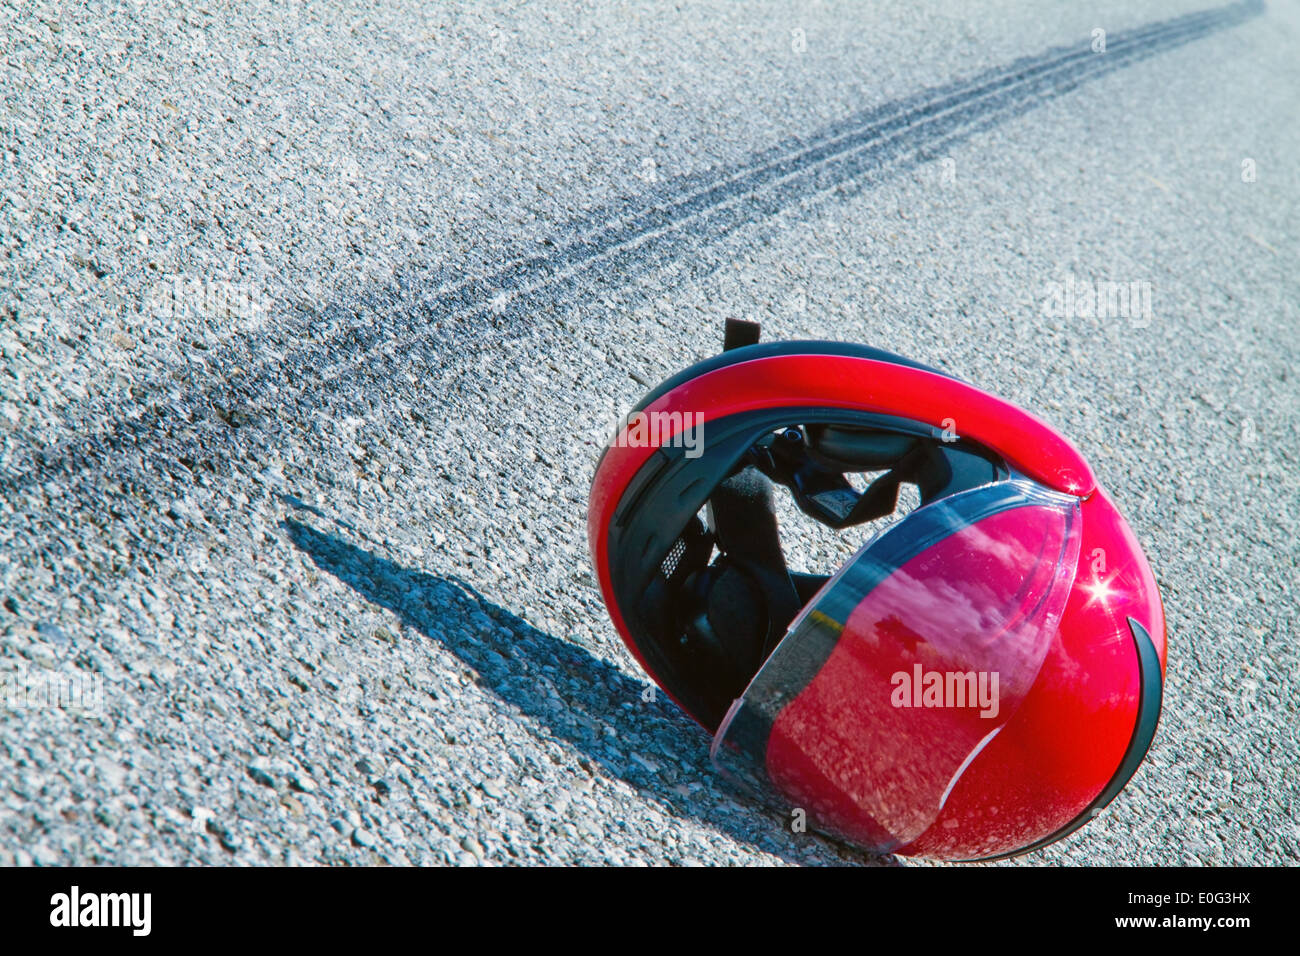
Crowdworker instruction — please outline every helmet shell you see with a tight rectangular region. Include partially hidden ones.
[588,343,1166,859]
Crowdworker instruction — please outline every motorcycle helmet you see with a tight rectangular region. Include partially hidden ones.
[587,320,1165,860]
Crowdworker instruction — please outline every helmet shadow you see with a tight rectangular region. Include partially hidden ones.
[281,511,900,866]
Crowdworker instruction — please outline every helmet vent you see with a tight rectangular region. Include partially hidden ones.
[660,536,688,580]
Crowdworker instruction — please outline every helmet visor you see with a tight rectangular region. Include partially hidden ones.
[711,480,1082,852]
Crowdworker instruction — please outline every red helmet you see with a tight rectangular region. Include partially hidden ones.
[588,322,1166,860]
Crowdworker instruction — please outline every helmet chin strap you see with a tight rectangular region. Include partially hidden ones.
[688,318,918,674]
[706,467,804,663]
[693,318,803,665]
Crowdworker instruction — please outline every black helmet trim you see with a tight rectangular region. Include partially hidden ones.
[626,340,956,413]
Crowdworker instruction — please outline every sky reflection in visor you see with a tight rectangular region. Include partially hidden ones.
[712,481,1082,852]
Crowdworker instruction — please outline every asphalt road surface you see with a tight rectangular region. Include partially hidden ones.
[2,0,1297,865]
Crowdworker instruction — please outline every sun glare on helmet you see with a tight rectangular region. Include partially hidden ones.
[1081,575,1121,607]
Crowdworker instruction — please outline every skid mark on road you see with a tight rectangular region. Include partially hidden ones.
[2,1,1263,503]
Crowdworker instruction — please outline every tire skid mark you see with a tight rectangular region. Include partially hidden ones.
[1,1,1262,507]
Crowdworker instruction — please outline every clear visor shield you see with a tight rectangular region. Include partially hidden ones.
[711,480,1082,853]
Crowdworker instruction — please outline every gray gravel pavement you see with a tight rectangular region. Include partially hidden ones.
[1,0,1297,865]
